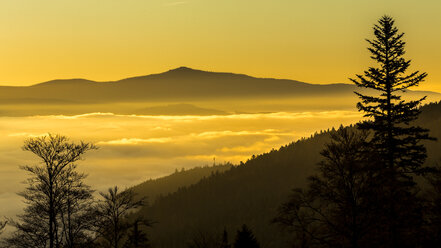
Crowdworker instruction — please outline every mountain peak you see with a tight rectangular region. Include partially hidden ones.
[171,66,196,71]
[160,67,249,80]
[165,66,205,75]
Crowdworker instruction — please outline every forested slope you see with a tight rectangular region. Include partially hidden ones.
[136,101,441,248]
[131,164,232,203]
[138,131,334,247]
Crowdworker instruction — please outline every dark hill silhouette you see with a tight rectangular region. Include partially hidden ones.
[0,67,438,104]
[31,78,97,87]
[131,164,232,203]
[133,101,441,248]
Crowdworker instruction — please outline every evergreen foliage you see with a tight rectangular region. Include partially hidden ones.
[423,165,441,247]
[186,231,224,248]
[350,15,433,176]
[140,130,332,247]
[131,164,233,203]
[233,225,260,248]
[350,15,434,247]
[124,218,151,248]
[220,229,230,248]
[275,128,394,247]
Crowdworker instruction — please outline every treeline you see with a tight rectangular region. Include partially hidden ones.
[140,129,333,247]
[131,164,233,203]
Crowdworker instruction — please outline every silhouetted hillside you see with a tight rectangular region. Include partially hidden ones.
[134,101,441,248]
[131,164,232,203]
[138,130,334,247]
[0,67,438,116]
[2,67,437,102]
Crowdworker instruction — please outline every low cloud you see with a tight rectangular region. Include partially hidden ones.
[38,111,361,122]
[8,132,47,138]
[0,110,362,218]
[164,1,187,7]
[97,137,172,145]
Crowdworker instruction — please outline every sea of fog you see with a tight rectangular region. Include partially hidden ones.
[0,111,362,218]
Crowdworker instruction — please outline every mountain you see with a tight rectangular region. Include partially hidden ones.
[0,67,439,116]
[2,67,438,102]
[133,101,441,248]
[0,67,334,103]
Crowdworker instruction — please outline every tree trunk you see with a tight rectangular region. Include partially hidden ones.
[114,217,119,248]
[49,172,55,248]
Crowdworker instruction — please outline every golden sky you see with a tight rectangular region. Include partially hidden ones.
[1,0,440,91]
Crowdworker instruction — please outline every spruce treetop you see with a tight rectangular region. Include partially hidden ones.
[351,15,432,175]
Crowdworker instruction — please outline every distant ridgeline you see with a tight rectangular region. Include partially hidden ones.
[131,101,441,248]
[0,67,439,116]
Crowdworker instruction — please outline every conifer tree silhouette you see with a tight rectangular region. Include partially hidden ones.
[220,228,230,248]
[274,128,383,248]
[124,218,152,248]
[350,15,434,247]
[233,225,259,248]
[351,15,432,176]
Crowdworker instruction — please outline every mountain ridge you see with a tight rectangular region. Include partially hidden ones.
[0,67,439,117]
[31,78,98,87]
[27,67,304,87]
[0,67,437,96]
[0,66,438,100]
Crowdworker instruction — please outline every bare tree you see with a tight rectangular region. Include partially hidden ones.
[94,186,145,248]
[6,134,96,248]
[58,167,96,248]
[0,219,6,234]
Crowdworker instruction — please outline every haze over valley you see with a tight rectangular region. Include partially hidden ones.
[0,68,390,218]
[1,67,440,239]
